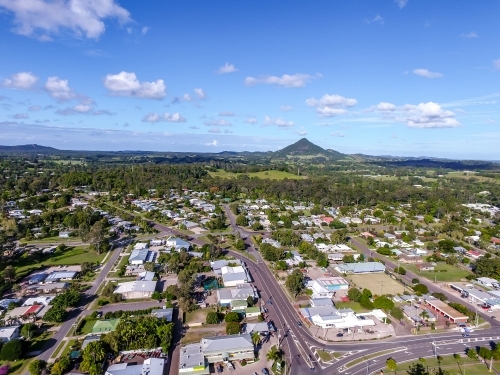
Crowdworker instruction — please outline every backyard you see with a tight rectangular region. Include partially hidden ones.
[15,246,107,277]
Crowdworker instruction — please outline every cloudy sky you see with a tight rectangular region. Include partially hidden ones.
[0,0,499,159]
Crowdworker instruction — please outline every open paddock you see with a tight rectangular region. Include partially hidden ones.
[347,273,406,295]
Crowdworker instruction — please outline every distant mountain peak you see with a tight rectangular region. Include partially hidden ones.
[273,138,345,159]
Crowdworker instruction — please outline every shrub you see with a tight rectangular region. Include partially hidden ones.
[224,312,241,323]
[226,322,240,335]
[0,339,24,361]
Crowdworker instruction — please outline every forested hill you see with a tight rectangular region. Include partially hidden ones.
[273,138,345,160]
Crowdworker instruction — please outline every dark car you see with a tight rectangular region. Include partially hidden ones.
[297,321,302,326]
[261,369,269,375]
[462,333,470,337]
[216,365,223,373]
[492,316,497,320]
[336,332,343,337]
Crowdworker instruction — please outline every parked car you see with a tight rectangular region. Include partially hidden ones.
[262,368,270,375]
[336,332,343,337]
[226,362,234,370]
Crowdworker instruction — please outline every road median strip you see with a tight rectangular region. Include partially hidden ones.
[345,348,406,368]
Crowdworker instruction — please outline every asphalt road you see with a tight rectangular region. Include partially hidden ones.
[37,242,124,362]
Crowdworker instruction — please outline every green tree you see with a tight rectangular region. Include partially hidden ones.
[2,266,15,284]
[80,340,107,375]
[395,266,406,275]
[347,288,362,302]
[0,339,24,361]
[386,357,397,372]
[236,214,249,227]
[390,307,404,321]
[226,322,240,335]
[479,347,492,360]
[43,305,66,323]
[266,346,281,362]
[407,363,429,375]
[285,269,304,297]
[21,323,37,340]
[251,332,261,346]
[466,348,478,360]
[28,360,46,375]
[206,311,220,324]
[234,239,246,251]
[224,312,241,323]
[413,284,429,295]
[246,296,254,307]
[342,254,356,263]
[373,296,395,311]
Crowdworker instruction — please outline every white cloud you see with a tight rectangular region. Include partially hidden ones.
[142,112,186,123]
[306,94,357,117]
[142,113,161,122]
[0,0,131,40]
[372,14,384,24]
[194,88,206,99]
[216,62,238,74]
[263,116,294,128]
[331,131,345,137]
[208,127,221,133]
[245,117,258,124]
[189,126,199,129]
[28,105,42,112]
[399,102,459,128]
[74,104,92,113]
[206,140,219,146]
[182,93,193,101]
[460,32,477,38]
[45,76,77,101]
[204,119,231,127]
[11,113,28,119]
[141,26,150,35]
[369,102,397,112]
[395,0,408,9]
[245,73,318,88]
[219,111,235,117]
[104,71,166,99]
[296,127,307,136]
[412,68,443,78]
[279,105,293,112]
[494,59,500,70]
[2,71,38,90]
[164,113,186,122]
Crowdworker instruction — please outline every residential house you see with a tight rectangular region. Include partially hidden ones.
[217,284,256,306]
[45,271,77,283]
[151,308,173,321]
[129,248,150,265]
[306,277,349,299]
[416,263,435,271]
[114,281,157,299]
[0,326,20,342]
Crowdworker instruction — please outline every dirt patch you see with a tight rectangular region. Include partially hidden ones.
[347,273,406,295]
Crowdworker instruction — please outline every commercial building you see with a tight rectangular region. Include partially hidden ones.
[476,277,499,288]
[299,306,375,329]
[335,262,385,274]
[425,300,468,323]
[28,273,47,285]
[45,271,77,283]
[200,334,254,363]
[220,266,251,287]
[114,281,157,299]
[129,248,150,265]
[179,344,209,375]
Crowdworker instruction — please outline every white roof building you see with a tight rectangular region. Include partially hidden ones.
[105,358,165,375]
[114,281,157,299]
[179,344,209,375]
[0,326,20,342]
[299,306,375,329]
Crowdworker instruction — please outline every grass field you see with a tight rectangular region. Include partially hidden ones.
[208,169,306,180]
[446,171,500,184]
[407,263,472,282]
[16,246,106,276]
[335,301,369,313]
[347,273,406,295]
[393,355,484,374]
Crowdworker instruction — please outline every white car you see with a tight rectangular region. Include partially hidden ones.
[226,362,234,370]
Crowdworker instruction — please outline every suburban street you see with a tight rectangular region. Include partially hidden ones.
[37,241,125,362]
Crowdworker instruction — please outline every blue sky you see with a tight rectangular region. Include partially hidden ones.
[0,0,499,159]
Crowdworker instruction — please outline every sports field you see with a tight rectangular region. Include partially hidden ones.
[347,273,406,295]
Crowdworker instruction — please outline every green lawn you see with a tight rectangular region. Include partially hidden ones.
[407,263,473,282]
[317,350,333,361]
[393,355,483,374]
[78,319,97,335]
[61,339,80,358]
[0,359,30,375]
[208,169,306,180]
[335,301,369,313]
[15,246,107,276]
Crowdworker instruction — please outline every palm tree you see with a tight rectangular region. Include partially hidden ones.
[419,310,430,324]
[266,347,281,362]
[251,332,261,347]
